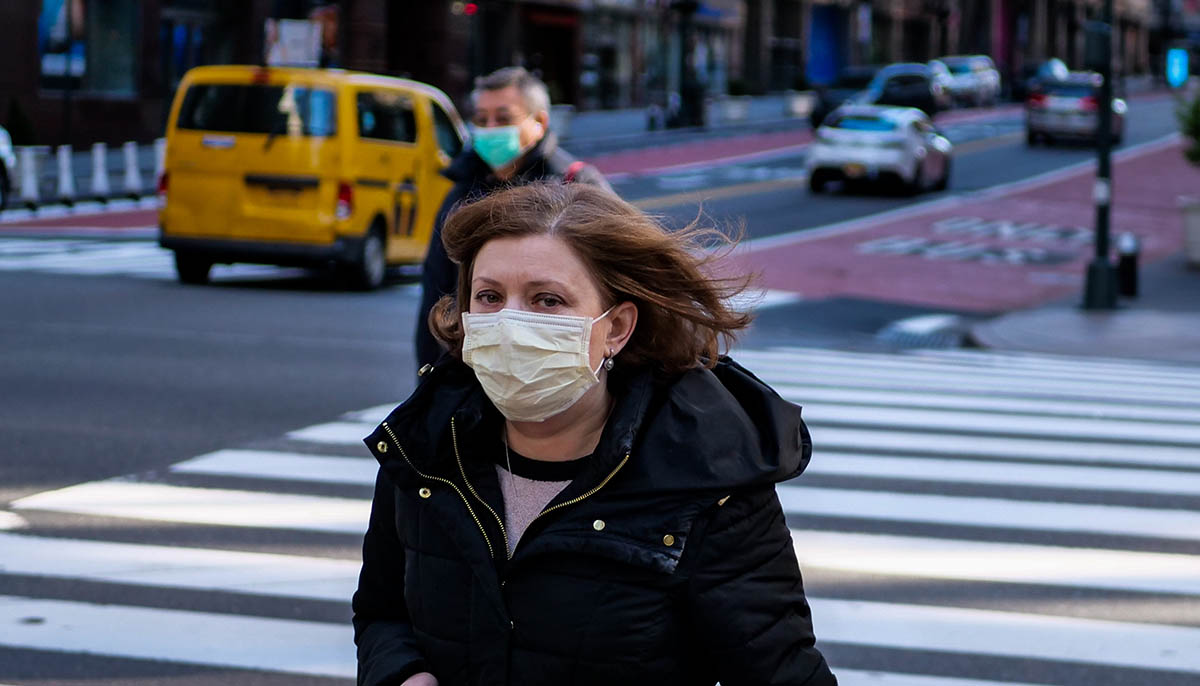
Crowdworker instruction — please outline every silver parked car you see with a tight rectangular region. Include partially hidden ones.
[940,55,1001,107]
[1025,72,1126,145]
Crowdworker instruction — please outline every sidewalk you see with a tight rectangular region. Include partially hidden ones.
[969,254,1200,364]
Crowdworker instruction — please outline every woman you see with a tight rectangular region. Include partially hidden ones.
[354,182,838,686]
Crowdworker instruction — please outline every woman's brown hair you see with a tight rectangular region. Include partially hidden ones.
[429,182,753,375]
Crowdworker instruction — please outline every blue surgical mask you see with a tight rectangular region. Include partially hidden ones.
[471,118,536,170]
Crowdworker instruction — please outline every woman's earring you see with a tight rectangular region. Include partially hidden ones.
[604,348,616,371]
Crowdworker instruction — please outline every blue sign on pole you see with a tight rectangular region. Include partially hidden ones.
[1167,48,1189,89]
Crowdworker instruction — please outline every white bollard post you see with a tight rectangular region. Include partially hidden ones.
[153,137,166,186]
[90,142,110,199]
[18,147,39,206]
[122,140,143,197]
[56,145,76,204]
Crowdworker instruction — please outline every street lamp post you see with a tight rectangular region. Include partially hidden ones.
[1083,0,1117,310]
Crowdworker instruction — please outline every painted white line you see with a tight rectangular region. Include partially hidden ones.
[727,288,805,312]
[288,421,379,446]
[812,426,1200,470]
[0,595,353,678]
[885,313,961,336]
[774,383,1200,424]
[792,530,1200,596]
[740,132,1182,253]
[808,453,1200,497]
[0,532,356,601]
[11,481,369,534]
[343,403,399,424]
[830,671,1049,686]
[911,347,1200,379]
[737,347,1200,391]
[604,141,812,182]
[777,485,1200,541]
[748,358,1200,406]
[173,449,378,486]
[812,597,1200,674]
[0,512,26,531]
[803,403,1200,445]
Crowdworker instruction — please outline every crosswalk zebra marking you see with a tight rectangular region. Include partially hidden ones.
[173,449,379,485]
[778,485,1200,541]
[0,595,353,678]
[11,481,369,534]
[287,421,378,445]
[0,532,356,601]
[792,531,1200,596]
[819,671,1049,686]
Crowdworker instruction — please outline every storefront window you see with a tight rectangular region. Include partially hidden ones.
[85,0,138,94]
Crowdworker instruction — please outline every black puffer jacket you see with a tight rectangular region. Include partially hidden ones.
[414,135,611,370]
[354,356,838,686]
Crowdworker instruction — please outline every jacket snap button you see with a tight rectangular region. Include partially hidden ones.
[592,519,605,531]
[662,534,675,547]
[419,487,432,499]
[418,363,434,377]
[376,441,388,453]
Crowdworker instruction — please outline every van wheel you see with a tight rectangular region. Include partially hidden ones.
[348,226,386,291]
[175,252,212,285]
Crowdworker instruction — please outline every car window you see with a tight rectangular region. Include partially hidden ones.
[944,60,972,75]
[431,103,463,158]
[357,91,417,144]
[834,71,877,89]
[828,115,897,131]
[177,84,337,136]
[891,75,927,88]
[1043,83,1096,98]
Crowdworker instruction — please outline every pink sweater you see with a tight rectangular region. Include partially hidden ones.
[494,465,571,557]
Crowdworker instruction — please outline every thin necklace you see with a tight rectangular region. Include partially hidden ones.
[502,426,520,500]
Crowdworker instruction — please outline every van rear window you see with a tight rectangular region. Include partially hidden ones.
[177,84,336,136]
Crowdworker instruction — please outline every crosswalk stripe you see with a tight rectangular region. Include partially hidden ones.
[829,671,1049,686]
[740,348,1200,387]
[775,383,1200,424]
[0,532,355,601]
[288,421,379,446]
[791,530,1200,596]
[808,453,1200,496]
[812,597,1200,674]
[802,402,1200,445]
[912,347,1200,380]
[814,426,1200,469]
[173,449,378,485]
[11,481,369,534]
[0,595,353,678]
[777,485,1200,541]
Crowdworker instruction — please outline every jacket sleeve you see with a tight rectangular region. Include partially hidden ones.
[353,467,428,686]
[685,486,837,685]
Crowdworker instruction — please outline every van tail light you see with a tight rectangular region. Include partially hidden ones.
[157,172,169,197]
[1027,93,1047,109]
[336,181,353,220]
[1079,96,1099,111]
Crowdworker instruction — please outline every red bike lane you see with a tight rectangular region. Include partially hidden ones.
[727,135,1197,313]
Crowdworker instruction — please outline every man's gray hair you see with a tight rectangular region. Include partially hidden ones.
[471,66,551,116]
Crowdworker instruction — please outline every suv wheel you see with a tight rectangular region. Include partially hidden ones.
[175,252,212,285]
[348,227,386,291]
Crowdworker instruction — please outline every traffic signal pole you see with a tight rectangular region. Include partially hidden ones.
[1083,0,1118,309]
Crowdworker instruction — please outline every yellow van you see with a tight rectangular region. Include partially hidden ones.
[159,65,467,289]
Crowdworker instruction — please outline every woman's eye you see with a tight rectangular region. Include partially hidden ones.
[474,292,500,304]
[536,295,563,308]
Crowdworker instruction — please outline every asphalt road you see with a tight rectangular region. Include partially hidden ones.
[1,95,1197,686]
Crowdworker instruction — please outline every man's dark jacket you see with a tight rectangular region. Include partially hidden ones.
[414,135,611,370]
[354,356,838,686]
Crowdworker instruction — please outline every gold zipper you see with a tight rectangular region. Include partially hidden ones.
[519,452,630,547]
[381,421,496,559]
[450,417,511,558]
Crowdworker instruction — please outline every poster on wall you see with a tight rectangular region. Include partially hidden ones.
[39,0,87,87]
[264,18,321,67]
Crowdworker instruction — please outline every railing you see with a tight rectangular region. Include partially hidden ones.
[9,139,165,210]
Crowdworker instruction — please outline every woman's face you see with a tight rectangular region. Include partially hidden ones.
[470,234,612,368]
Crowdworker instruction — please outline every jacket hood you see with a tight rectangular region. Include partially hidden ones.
[369,355,811,496]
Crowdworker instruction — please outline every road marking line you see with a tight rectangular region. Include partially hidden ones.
[807,453,1200,496]
[0,595,353,678]
[773,384,1200,424]
[812,597,1200,674]
[739,132,1183,253]
[11,481,369,534]
[0,512,25,531]
[812,426,1200,469]
[631,177,807,211]
[802,403,1200,445]
[288,421,382,446]
[794,530,1200,596]
[913,347,1200,379]
[173,449,378,485]
[604,141,813,182]
[777,485,1200,541]
[829,671,1049,686]
[0,532,356,601]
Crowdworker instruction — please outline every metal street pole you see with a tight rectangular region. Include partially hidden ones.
[1083,0,1117,309]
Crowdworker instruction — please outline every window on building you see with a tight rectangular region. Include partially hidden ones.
[357,92,416,144]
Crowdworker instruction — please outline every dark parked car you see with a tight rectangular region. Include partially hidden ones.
[1011,58,1069,102]
[860,63,944,117]
[1026,72,1126,145]
[810,64,883,128]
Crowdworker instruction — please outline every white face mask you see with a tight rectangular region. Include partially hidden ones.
[461,307,615,423]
